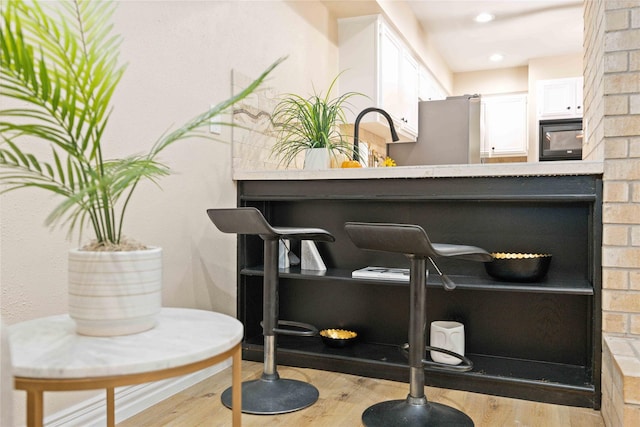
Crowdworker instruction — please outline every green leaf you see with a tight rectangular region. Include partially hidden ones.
[1,0,283,245]
[52,148,65,185]
[26,154,42,172]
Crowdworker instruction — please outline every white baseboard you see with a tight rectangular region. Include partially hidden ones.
[44,360,230,427]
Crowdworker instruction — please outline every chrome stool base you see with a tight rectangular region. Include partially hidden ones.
[221,377,319,415]
[362,397,474,427]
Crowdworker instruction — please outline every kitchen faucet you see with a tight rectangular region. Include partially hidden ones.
[353,107,400,160]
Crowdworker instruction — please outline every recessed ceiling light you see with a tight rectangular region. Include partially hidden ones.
[489,53,504,62]
[474,12,494,23]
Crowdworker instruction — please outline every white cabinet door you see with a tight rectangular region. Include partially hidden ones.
[338,15,419,142]
[537,77,583,119]
[482,94,528,157]
[399,50,419,135]
[379,25,402,122]
[574,79,583,116]
[419,66,446,102]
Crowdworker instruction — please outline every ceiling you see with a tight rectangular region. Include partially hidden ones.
[323,0,584,74]
[406,0,584,72]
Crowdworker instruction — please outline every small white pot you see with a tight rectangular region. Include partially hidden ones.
[68,247,162,336]
[304,147,331,170]
[430,321,465,365]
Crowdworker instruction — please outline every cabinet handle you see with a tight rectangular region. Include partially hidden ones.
[577,106,581,109]
[566,106,571,110]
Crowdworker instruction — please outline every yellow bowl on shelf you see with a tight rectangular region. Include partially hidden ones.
[319,328,357,348]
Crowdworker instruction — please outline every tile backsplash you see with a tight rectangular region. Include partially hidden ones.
[231,70,391,171]
[231,71,305,171]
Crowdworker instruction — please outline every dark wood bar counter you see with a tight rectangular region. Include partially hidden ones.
[234,163,603,409]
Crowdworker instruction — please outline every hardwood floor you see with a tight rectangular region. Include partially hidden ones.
[119,361,604,426]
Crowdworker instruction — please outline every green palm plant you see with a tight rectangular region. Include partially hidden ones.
[270,73,362,168]
[0,0,282,248]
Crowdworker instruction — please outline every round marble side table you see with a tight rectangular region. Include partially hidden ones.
[9,307,243,427]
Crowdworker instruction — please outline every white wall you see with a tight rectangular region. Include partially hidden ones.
[0,0,338,423]
[453,66,529,96]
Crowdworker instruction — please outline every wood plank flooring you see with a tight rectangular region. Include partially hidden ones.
[119,361,604,426]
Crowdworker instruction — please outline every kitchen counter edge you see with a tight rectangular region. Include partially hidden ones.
[233,161,604,181]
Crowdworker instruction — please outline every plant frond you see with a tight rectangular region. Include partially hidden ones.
[1,0,283,245]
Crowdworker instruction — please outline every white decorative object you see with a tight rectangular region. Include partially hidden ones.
[430,321,465,365]
[279,239,291,269]
[304,148,331,170]
[352,266,410,281]
[301,240,326,271]
[68,247,162,336]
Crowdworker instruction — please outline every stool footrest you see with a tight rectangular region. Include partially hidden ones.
[400,343,473,372]
[262,320,318,337]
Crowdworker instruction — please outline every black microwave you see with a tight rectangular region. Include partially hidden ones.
[539,118,583,161]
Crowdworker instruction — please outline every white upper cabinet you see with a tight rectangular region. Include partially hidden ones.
[536,77,583,119]
[419,65,446,102]
[481,93,528,157]
[379,25,402,124]
[338,15,420,142]
[399,49,419,136]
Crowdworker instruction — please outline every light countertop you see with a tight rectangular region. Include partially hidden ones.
[233,161,604,181]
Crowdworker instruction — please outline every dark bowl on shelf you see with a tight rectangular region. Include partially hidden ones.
[484,252,552,282]
[319,328,357,348]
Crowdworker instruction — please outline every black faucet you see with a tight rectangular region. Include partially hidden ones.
[353,107,400,160]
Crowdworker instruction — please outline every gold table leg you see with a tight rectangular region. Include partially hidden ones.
[107,387,115,427]
[232,344,242,427]
[26,389,44,427]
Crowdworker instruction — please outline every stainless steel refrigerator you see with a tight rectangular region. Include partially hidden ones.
[388,95,481,166]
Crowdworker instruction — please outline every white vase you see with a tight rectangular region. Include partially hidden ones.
[68,247,162,336]
[430,320,465,365]
[304,147,331,169]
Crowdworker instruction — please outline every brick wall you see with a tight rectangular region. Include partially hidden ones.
[597,0,640,341]
[585,0,640,425]
[583,0,605,161]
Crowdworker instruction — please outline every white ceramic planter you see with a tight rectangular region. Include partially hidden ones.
[68,247,162,336]
[304,147,331,170]
[430,321,465,365]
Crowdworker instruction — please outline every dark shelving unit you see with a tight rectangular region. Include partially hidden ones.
[235,174,602,409]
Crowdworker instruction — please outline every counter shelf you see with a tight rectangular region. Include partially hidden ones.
[234,174,602,409]
[241,266,594,295]
[241,333,595,408]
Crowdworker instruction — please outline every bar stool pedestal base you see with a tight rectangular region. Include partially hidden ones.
[221,377,319,415]
[362,397,474,427]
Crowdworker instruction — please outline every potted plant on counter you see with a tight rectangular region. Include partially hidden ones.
[0,0,283,336]
[270,73,362,169]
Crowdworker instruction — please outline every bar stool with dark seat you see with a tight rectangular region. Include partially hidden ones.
[207,207,335,415]
[345,221,492,427]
